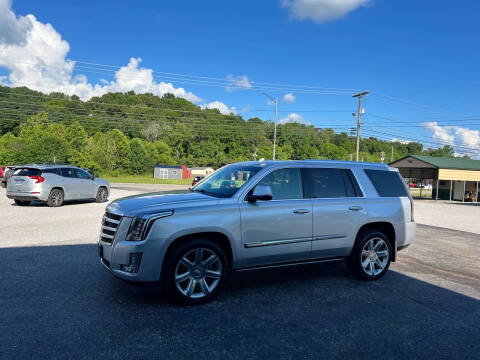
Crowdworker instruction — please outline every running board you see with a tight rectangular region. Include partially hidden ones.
[235,256,347,272]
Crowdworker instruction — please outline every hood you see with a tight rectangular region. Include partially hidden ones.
[106,190,218,217]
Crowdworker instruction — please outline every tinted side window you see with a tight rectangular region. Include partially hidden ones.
[60,168,77,178]
[364,169,408,197]
[15,168,41,176]
[257,168,303,200]
[42,168,58,175]
[75,168,91,179]
[305,168,347,198]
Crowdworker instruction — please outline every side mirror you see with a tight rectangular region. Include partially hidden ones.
[248,185,273,202]
[90,174,95,180]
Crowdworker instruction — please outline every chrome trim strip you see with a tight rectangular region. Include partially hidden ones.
[100,233,114,239]
[101,225,116,232]
[245,237,312,248]
[236,257,346,272]
[313,234,346,241]
[104,217,120,224]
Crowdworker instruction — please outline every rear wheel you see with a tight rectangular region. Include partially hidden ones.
[163,238,228,304]
[96,187,108,203]
[14,199,31,206]
[349,230,392,280]
[46,189,64,207]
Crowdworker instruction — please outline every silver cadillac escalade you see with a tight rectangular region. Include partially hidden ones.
[98,160,415,304]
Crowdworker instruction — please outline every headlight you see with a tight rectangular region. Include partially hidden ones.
[125,210,174,241]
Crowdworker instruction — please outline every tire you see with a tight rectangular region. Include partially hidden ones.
[95,187,108,203]
[46,188,64,207]
[163,238,228,304]
[348,229,392,281]
[14,199,31,206]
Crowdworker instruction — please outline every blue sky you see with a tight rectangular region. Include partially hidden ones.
[2,0,480,155]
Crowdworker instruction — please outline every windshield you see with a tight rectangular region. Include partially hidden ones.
[193,164,261,198]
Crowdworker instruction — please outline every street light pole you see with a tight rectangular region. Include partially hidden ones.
[260,93,278,160]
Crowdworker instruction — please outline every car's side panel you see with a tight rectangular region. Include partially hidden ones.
[311,197,367,258]
[239,199,313,268]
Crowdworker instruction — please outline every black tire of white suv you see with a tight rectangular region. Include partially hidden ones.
[46,189,64,207]
[349,229,392,281]
[163,238,228,305]
[96,187,108,203]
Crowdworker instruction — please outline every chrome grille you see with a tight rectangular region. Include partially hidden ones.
[100,212,122,244]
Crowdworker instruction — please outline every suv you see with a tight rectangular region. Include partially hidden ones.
[1,165,18,187]
[98,160,415,304]
[7,165,110,207]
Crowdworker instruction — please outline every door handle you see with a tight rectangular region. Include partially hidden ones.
[349,205,363,211]
[293,209,310,214]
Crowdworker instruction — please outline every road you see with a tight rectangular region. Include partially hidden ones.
[0,185,479,359]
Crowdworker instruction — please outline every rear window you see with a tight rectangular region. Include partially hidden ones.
[42,168,59,175]
[14,168,41,177]
[364,169,409,197]
[60,168,77,178]
[304,168,363,198]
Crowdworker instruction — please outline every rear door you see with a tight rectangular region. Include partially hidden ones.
[306,168,367,259]
[8,168,42,193]
[240,167,313,268]
[59,167,81,199]
[74,168,96,199]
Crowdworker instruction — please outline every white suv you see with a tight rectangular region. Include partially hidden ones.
[98,160,415,304]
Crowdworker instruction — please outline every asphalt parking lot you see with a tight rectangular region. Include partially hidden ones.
[0,185,479,359]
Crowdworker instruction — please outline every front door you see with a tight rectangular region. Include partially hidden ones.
[239,168,312,268]
[304,168,367,258]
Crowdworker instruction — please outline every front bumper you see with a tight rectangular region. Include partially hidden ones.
[98,217,167,282]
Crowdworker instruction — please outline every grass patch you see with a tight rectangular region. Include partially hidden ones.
[103,175,192,185]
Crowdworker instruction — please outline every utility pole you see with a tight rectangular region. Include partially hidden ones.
[352,91,369,161]
[260,93,278,160]
[391,145,394,163]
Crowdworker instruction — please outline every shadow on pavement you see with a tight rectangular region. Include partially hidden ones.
[0,244,478,359]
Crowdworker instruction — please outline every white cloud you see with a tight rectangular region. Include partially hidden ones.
[0,0,200,102]
[279,112,311,125]
[0,0,32,45]
[282,93,296,104]
[391,138,411,145]
[281,0,371,23]
[201,101,237,115]
[422,122,480,156]
[226,74,252,92]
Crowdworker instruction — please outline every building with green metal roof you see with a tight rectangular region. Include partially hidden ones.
[390,155,480,201]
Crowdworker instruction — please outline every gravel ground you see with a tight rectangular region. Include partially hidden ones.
[414,200,480,234]
[0,185,479,359]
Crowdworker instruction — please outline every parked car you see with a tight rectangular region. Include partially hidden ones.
[98,160,416,304]
[6,165,110,207]
[191,176,205,186]
[1,166,18,188]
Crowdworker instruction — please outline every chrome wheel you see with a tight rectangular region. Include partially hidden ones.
[361,237,389,276]
[98,188,108,202]
[51,190,63,206]
[174,248,222,299]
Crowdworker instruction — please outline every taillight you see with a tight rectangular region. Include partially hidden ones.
[29,175,45,183]
[410,198,415,222]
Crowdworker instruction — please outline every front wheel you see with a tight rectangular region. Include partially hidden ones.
[14,199,31,206]
[163,239,228,304]
[349,230,392,280]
